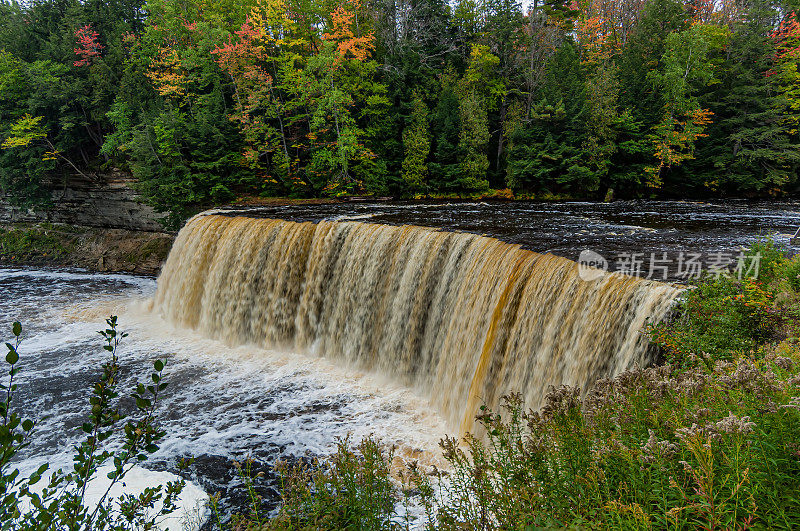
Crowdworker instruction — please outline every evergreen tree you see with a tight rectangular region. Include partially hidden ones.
[681,2,800,194]
[506,41,590,193]
[401,92,431,194]
[429,70,462,191]
[455,45,502,192]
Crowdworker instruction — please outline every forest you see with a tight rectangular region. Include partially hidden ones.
[0,0,799,227]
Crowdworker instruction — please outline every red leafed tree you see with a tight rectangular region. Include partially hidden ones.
[212,17,274,144]
[770,13,800,66]
[212,18,272,95]
[212,9,292,187]
[73,24,104,67]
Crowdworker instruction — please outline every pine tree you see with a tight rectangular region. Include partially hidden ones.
[455,44,502,192]
[429,70,462,192]
[506,41,590,193]
[401,92,431,194]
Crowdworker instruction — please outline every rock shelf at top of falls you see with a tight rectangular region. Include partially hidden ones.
[152,213,681,434]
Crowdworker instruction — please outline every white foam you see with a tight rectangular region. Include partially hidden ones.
[330,213,378,221]
[2,266,450,527]
[18,464,208,530]
[83,465,209,530]
[0,268,156,292]
[119,306,449,464]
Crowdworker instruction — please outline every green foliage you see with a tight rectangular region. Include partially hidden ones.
[681,2,800,195]
[0,0,799,223]
[618,0,688,124]
[0,225,69,259]
[648,241,795,369]
[423,364,800,530]
[126,104,251,230]
[506,42,590,194]
[301,13,389,197]
[429,72,463,192]
[0,317,187,529]
[267,437,401,530]
[456,91,491,192]
[646,23,729,186]
[401,93,431,194]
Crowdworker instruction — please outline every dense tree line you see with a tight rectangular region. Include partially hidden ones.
[0,0,798,226]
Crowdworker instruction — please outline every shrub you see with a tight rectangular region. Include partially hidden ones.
[263,437,400,531]
[0,317,188,529]
[648,241,795,369]
[0,225,70,260]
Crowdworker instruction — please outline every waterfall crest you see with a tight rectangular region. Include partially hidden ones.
[153,214,680,432]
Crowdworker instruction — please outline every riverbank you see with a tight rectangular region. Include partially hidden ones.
[0,197,564,276]
[0,222,173,276]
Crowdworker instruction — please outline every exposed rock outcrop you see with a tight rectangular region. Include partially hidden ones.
[0,172,165,233]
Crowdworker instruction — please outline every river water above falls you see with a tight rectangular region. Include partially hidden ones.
[3,200,800,527]
[220,199,800,278]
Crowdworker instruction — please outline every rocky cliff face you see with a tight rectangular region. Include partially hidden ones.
[0,173,166,233]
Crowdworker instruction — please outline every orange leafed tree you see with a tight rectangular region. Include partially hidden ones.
[651,107,714,168]
[576,14,613,62]
[301,0,383,195]
[212,0,306,190]
[212,17,275,169]
[146,44,188,98]
[213,17,273,113]
[580,0,648,50]
[323,0,374,66]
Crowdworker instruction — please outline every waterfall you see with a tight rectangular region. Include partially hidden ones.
[153,214,680,433]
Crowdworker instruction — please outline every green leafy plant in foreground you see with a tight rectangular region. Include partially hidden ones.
[264,437,401,531]
[422,359,800,530]
[0,317,187,530]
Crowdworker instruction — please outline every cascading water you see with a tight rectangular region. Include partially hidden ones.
[153,214,681,433]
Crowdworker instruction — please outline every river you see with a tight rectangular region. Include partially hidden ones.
[2,200,799,528]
